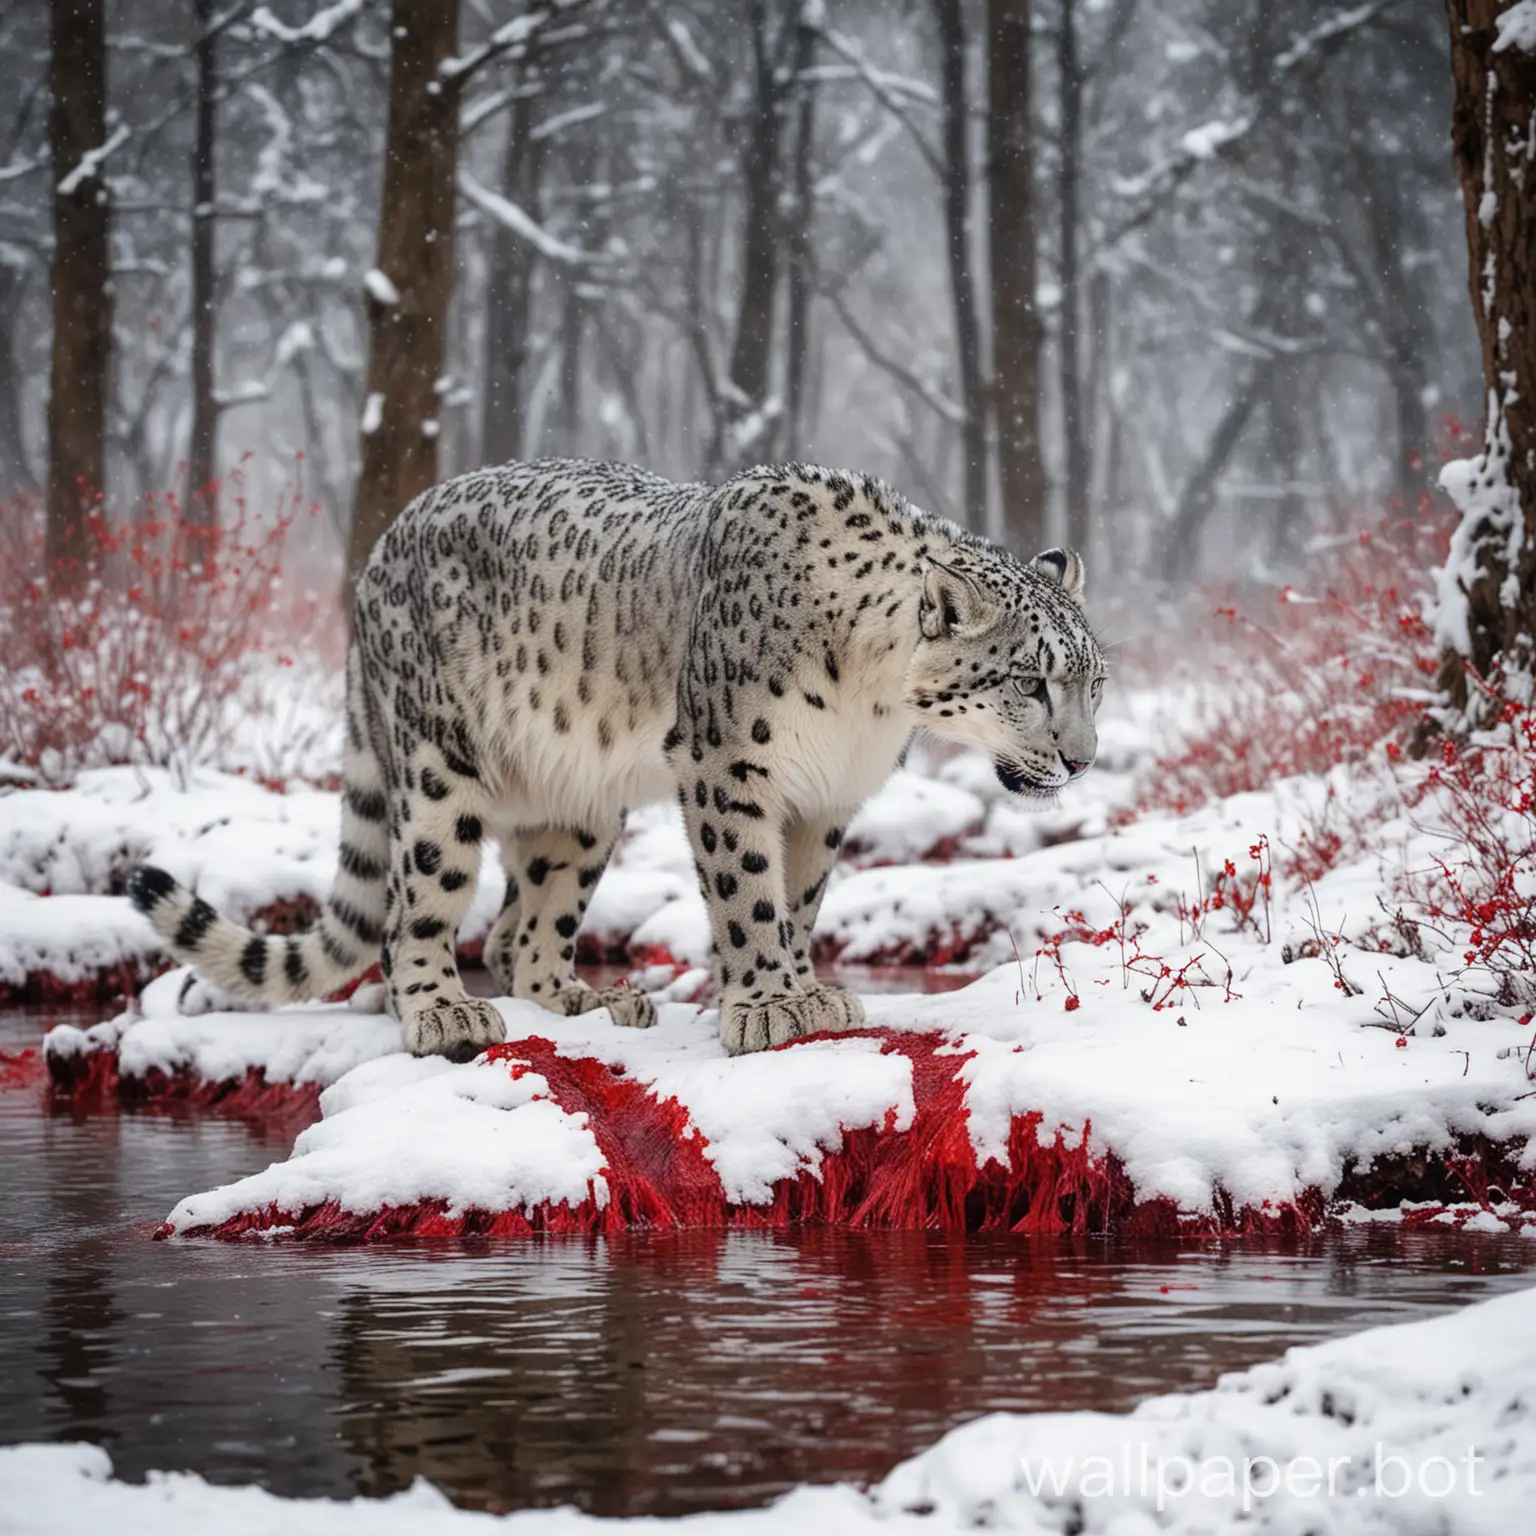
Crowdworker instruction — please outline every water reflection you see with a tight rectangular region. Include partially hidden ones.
[2,1009,1534,1516]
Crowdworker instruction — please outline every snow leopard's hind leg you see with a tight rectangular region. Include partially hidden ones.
[502,820,657,1029]
[127,651,388,1007]
[380,727,506,1063]
[480,850,521,995]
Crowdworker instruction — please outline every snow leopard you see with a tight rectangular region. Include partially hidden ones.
[128,459,1105,1059]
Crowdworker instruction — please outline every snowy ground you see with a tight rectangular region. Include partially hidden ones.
[48,928,1535,1238]
[14,686,1536,1232]
[4,1280,1533,1532]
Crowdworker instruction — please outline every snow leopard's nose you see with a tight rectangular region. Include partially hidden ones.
[1061,755,1092,779]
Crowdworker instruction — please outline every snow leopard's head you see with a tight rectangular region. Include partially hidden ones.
[905,545,1105,801]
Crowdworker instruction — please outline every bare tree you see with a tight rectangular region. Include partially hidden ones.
[346,0,463,584]
[782,10,818,461]
[986,0,1046,551]
[1055,0,1089,553]
[1435,0,1536,728]
[480,90,545,466]
[714,0,790,472]
[46,0,112,584]
[932,0,987,525]
[186,0,219,519]
[0,259,35,494]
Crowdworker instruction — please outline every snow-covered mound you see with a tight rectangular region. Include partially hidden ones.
[44,968,401,1121]
[0,884,160,1002]
[60,934,1525,1240]
[33,738,1536,1240]
[5,1281,1534,1531]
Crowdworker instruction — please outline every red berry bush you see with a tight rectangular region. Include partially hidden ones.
[0,472,342,786]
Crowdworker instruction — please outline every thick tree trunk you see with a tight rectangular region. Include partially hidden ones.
[987,0,1047,553]
[186,0,218,520]
[480,91,543,467]
[46,0,111,586]
[346,0,461,586]
[1056,0,1089,553]
[933,0,988,526]
[1435,1,1536,727]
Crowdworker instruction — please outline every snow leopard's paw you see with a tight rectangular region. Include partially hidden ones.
[592,985,658,1030]
[402,998,507,1063]
[717,984,866,1055]
[542,981,658,1029]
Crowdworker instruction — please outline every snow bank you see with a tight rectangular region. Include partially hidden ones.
[29,744,1536,1241]
[44,966,401,1120]
[0,884,158,1001]
[113,926,1536,1239]
[5,1282,1534,1532]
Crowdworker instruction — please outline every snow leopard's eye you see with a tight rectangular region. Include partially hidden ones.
[1091,676,1105,700]
[1016,676,1049,704]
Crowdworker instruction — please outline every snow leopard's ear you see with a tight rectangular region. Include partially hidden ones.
[1030,548,1086,606]
[920,559,999,639]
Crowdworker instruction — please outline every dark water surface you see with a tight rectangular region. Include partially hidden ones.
[2,1004,1533,1519]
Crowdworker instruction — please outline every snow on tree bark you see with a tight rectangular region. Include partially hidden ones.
[345,0,461,587]
[1436,0,1536,726]
[46,0,111,587]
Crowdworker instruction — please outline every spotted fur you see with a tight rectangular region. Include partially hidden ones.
[128,459,1105,1059]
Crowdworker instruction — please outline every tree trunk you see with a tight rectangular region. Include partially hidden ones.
[186,0,218,521]
[346,0,461,586]
[717,0,785,472]
[1158,366,1267,587]
[986,0,1047,553]
[552,272,584,456]
[933,0,988,526]
[46,0,111,586]
[1435,1,1536,728]
[1057,0,1089,553]
[782,15,817,462]
[0,263,36,495]
[1266,361,1306,569]
[480,91,543,467]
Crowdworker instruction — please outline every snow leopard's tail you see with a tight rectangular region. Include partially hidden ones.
[126,655,388,1007]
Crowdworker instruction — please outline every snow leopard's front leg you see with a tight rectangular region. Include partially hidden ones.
[673,757,865,1055]
[783,814,852,981]
[504,820,657,1030]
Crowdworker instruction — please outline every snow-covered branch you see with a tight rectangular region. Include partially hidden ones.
[456,171,600,267]
[56,124,130,195]
[247,0,367,47]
